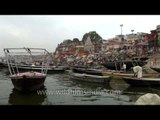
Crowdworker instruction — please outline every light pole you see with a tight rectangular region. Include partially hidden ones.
[120,24,124,69]
[120,24,123,42]
[131,29,134,36]
[131,29,134,34]
[131,29,134,39]
[120,24,123,35]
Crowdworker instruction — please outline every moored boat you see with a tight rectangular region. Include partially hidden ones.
[102,60,147,71]
[72,67,160,79]
[69,72,112,84]
[4,47,50,92]
[72,67,103,76]
[150,66,160,73]
[123,77,160,86]
[10,72,46,91]
[102,71,160,79]
[10,65,66,74]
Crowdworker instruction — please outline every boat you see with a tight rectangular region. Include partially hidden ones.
[72,67,103,76]
[102,60,147,71]
[132,56,149,61]
[150,66,160,73]
[10,72,46,91]
[72,67,160,79]
[4,47,51,92]
[123,77,160,86]
[0,58,5,68]
[102,71,160,79]
[69,72,112,84]
[8,64,66,74]
[0,62,4,68]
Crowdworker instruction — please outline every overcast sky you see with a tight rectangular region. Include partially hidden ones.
[0,15,160,56]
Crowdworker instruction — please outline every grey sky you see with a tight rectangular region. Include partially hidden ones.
[0,15,160,56]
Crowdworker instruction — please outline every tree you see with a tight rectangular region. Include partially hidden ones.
[82,31,102,43]
[73,38,79,42]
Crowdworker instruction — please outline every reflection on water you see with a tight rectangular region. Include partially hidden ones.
[8,87,47,105]
[1,68,160,105]
[71,80,111,89]
[109,79,130,91]
[122,86,160,103]
[109,78,160,103]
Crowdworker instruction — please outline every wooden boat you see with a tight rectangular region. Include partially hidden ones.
[3,63,66,74]
[0,58,5,68]
[72,67,103,76]
[72,67,160,79]
[10,72,46,92]
[102,71,160,79]
[123,77,160,86]
[69,72,112,84]
[0,62,4,68]
[3,48,50,92]
[150,66,160,73]
[102,60,147,70]
[132,56,149,61]
[15,65,65,74]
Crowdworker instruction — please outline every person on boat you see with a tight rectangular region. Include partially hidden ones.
[122,64,126,72]
[31,64,35,67]
[133,66,142,78]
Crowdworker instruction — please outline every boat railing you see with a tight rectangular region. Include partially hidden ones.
[4,47,51,75]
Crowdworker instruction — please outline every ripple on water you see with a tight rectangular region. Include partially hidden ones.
[0,70,150,105]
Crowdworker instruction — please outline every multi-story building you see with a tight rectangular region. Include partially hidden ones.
[75,45,89,57]
[102,37,121,51]
[94,40,102,53]
[125,33,138,45]
[150,30,158,52]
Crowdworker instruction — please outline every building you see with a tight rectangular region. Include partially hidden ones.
[102,38,121,51]
[84,36,94,53]
[75,45,89,57]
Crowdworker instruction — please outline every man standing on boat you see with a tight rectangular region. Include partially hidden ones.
[133,66,142,78]
[122,63,126,72]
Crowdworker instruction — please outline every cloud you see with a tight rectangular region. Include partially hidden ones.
[0,15,160,56]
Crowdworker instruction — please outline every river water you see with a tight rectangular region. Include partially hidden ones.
[1,68,160,105]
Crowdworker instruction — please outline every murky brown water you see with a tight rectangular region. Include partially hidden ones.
[1,68,160,105]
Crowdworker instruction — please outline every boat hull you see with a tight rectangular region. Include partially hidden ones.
[70,72,112,84]
[102,61,147,70]
[150,67,160,73]
[123,77,160,86]
[102,71,160,79]
[72,67,103,76]
[10,72,46,92]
